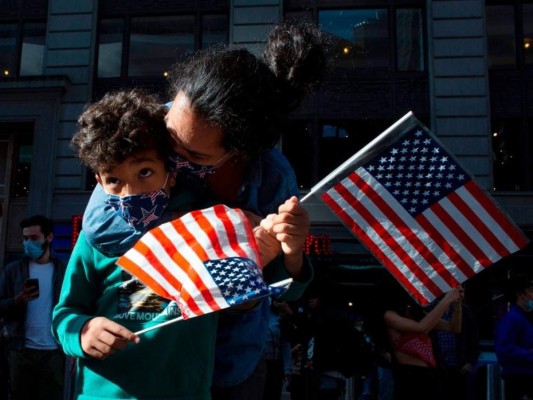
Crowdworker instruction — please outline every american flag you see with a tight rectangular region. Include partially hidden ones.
[304,112,528,305]
[116,204,289,318]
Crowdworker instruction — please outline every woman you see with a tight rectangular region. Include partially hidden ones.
[381,279,463,400]
[82,20,330,400]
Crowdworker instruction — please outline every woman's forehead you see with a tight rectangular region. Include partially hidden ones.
[166,92,225,156]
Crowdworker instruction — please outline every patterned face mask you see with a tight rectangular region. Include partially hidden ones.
[105,174,170,231]
[168,151,234,179]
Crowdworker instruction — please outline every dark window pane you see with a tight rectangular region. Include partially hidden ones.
[282,122,314,189]
[524,5,533,64]
[318,120,391,182]
[98,19,123,78]
[396,9,424,71]
[129,16,194,77]
[202,14,228,48]
[319,9,389,70]
[0,141,7,196]
[20,22,46,76]
[0,24,18,77]
[492,119,524,191]
[12,139,32,198]
[487,5,515,67]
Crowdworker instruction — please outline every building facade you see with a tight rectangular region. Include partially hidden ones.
[1,0,532,341]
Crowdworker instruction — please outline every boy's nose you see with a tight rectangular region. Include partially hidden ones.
[119,184,140,197]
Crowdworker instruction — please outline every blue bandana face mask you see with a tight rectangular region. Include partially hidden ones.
[105,174,170,231]
[168,151,234,179]
[23,240,47,260]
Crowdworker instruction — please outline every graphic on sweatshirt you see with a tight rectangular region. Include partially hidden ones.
[115,271,182,322]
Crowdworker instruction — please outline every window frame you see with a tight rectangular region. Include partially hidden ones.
[94,2,229,99]
[282,1,428,189]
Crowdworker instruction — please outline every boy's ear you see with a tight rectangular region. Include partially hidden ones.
[95,174,102,185]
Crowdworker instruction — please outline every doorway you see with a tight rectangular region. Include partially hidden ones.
[0,123,33,267]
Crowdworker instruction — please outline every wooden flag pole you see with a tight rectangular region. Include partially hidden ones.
[135,316,184,335]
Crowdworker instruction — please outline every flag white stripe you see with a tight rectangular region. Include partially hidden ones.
[351,171,455,291]
[225,208,262,264]
[357,169,469,283]
[421,207,484,274]
[438,196,502,264]
[160,220,230,312]
[122,245,181,299]
[142,226,224,315]
[327,182,436,302]
[179,211,227,261]
[455,185,521,253]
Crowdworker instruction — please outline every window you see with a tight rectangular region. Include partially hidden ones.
[491,119,524,191]
[486,5,515,67]
[524,4,533,65]
[283,1,427,189]
[0,22,45,78]
[396,9,423,71]
[282,120,394,189]
[95,7,228,95]
[97,19,123,78]
[487,2,533,191]
[20,22,46,76]
[319,9,390,70]
[317,7,424,72]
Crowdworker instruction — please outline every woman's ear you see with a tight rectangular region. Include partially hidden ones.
[95,173,102,185]
[168,172,177,189]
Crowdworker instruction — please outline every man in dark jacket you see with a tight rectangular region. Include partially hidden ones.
[0,215,66,400]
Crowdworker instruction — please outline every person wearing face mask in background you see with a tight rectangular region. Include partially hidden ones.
[0,214,66,400]
[494,273,533,400]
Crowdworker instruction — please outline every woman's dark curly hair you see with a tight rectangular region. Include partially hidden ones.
[167,20,329,160]
[71,89,171,173]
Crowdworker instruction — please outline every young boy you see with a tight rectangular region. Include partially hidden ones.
[52,89,218,399]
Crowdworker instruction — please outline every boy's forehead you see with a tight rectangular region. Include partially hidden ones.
[100,150,164,173]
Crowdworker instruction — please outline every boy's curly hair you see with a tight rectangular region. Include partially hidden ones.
[71,89,171,173]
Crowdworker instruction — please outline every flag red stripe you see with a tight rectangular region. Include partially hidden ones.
[214,206,250,259]
[145,228,185,293]
[349,173,460,287]
[465,181,529,249]
[168,219,222,314]
[322,190,428,304]
[130,236,184,293]
[171,218,210,261]
[415,213,476,279]
[342,176,443,297]
[191,209,227,258]
[430,202,493,268]
[447,190,511,258]
[118,253,173,300]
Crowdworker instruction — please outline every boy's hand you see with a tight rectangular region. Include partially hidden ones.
[81,317,139,359]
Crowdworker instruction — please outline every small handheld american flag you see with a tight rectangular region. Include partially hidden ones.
[117,204,290,320]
